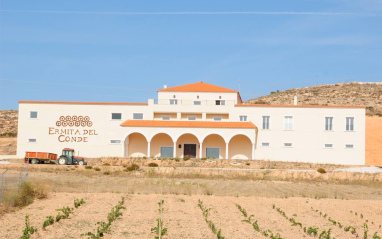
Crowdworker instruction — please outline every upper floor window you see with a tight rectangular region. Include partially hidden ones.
[325,117,333,131]
[215,100,225,105]
[262,116,270,129]
[188,116,196,121]
[262,142,270,147]
[213,116,222,121]
[194,101,201,105]
[30,111,38,119]
[111,113,122,120]
[284,143,293,147]
[345,144,354,149]
[325,144,333,148]
[346,117,354,131]
[240,116,247,122]
[162,115,170,120]
[169,99,178,105]
[28,138,37,143]
[284,116,294,130]
[133,113,143,120]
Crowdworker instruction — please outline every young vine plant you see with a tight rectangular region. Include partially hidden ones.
[151,200,168,239]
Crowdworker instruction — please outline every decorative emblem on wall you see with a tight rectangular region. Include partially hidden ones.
[56,115,93,127]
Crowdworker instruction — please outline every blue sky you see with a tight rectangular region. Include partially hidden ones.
[1,0,381,109]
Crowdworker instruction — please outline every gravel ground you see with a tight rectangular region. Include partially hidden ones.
[332,166,382,174]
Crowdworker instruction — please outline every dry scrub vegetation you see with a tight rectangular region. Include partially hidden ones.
[247,82,382,116]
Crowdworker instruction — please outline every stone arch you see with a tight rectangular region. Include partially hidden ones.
[123,132,148,158]
[175,133,200,158]
[228,134,252,160]
[202,134,226,159]
[150,133,174,158]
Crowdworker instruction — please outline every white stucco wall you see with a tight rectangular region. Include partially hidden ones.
[17,90,366,165]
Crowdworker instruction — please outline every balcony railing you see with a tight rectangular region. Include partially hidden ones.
[154,99,236,106]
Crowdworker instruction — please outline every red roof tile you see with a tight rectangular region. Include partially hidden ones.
[158,82,238,93]
[121,120,257,129]
[235,104,366,108]
[19,101,147,105]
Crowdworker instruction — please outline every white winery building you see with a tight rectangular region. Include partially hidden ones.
[17,82,366,165]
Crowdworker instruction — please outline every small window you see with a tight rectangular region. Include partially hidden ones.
[162,115,170,120]
[262,142,270,147]
[325,117,333,131]
[262,116,270,129]
[194,101,201,105]
[284,143,293,147]
[170,99,178,105]
[111,113,122,120]
[30,111,38,119]
[110,140,121,144]
[345,144,354,149]
[213,116,222,121]
[325,144,333,148]
[240,116,247,122]
[215,100,225,105]
[28,138,37,143]
[133,113,143,120]
[188,116,196,121]
[173,95,176,98]
[346,117,354,131]
[284,116,293,130]
[197,95,199,99]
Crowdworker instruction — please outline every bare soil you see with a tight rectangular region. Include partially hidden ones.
[0,193,381,239]
[0,137,17,155]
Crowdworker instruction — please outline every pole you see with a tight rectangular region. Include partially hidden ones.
[1,169,8,204]
[19,167,27,193]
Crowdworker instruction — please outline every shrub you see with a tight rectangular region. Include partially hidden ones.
[183,156,190,161]
[246,162,250,166]
[94,167,101,171]
[148,163,158,167]
[125,163,139,172]
[74,198,86,208]
[201,158,207,161]
[102,163,111,166]
[6,132,14,137]
[103,171,111,175]
[317,168,327,174]
[3,181,48,208]
[85,166,93,169]
[20,214,36,239]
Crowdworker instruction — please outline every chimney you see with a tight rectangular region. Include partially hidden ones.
[294,96,298,105]
[164,85,167,89]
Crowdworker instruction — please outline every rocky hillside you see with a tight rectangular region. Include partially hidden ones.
[246,82,382,116]
[0,110,18,136]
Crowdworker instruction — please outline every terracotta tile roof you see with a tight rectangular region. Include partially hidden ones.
[121,120,257,129]
[158,82,238,93]
[235,104,366,108]
[19,101,148,106]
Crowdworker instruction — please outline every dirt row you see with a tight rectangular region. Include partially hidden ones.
[1,193,381,239]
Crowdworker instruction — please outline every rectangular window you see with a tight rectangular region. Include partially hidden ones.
[215,100,225,105]
[284,116,294,130]
[188,116,196,121]
[240,116,247,122]
[262,116,270,129]
[284,143,293,147]
[325,144,333,148]
[194,101,201,105]
[262,142,270,147]
[110,140,121,144]
[325,117,333,131]
[111,113,122,120]
[169,99,178,105]
[28,138,37,143]
[346,117,354,131]
[162,115,170,120]
[133,113,143,120]
[29,111,38,119]
[213,116,222,121]
[345,144,354,149]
